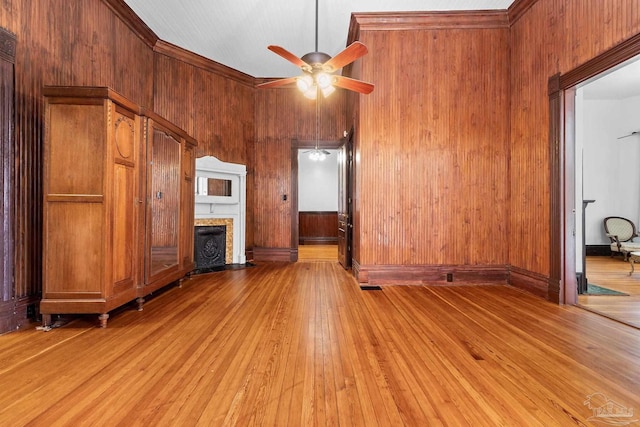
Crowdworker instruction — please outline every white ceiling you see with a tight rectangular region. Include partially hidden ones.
[122,0,640,100]
[123,0,514,78]
[582,55,640,100]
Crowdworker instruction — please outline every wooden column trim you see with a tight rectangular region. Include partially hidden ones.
[290,140,299,260]
[0,27,16,332]
[547,73,562,304]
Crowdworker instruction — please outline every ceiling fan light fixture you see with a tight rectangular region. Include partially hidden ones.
[320,84,335,98]
[296,75,313,92]
[316,72,332,89]
[303,86,318,100]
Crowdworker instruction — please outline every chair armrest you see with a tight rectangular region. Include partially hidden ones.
[606,233,623,251]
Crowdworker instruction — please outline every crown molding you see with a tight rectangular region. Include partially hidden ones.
[348,10,509,44]
[154,40,254,87]
[103,0,254,86]
[508,0,539,25]
[101,0,158,48]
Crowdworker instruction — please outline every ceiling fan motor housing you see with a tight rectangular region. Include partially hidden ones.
[301,52,332,71]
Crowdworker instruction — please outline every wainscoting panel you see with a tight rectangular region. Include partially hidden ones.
[299,211,338,245]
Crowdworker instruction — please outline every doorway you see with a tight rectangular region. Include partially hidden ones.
[576,55,640,328]
[290,138,345,264]
[556,34,640,327]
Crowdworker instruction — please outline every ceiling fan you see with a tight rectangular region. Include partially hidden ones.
[257,0,374,99]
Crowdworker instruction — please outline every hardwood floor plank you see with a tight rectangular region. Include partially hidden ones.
[372,286,541,426]
[1,262,640,425]
[581,256,640,327]
[298,244,338,262]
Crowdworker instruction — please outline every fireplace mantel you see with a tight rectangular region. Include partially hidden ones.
[194,156,246,264]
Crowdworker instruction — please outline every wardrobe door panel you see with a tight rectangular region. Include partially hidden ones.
[146,121,181,282]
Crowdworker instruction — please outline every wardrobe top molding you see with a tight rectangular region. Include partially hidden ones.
[42,85,198,148]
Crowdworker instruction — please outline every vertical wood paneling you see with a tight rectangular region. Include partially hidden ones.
[2,0,257,314]
[354,25,510,268]
[0,0,154,327]
[509,1,559,277]
[152,52,255,249]
[253,87,347,249]
[153,53,254,165]
[509,0,640,279]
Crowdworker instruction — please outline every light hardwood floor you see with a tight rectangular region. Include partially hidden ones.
[297,244,338,262]
[580,255,640,328]
[1,261,639,426]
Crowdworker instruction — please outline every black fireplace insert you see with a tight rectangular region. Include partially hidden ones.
[193,225,226,274]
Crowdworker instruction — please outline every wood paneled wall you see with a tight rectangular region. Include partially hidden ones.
[152,49,255,248]
[253,88,347,251]
[3,0,640,321]
[508,0,640,299]
[349,14,511,280]
[0,0,257,331]
[0,0,155,330]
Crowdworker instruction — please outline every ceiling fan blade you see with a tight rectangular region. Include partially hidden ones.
[323,41,368,72]
[332,75,375,94]
[256,77,299,89]
[267,45,310,69]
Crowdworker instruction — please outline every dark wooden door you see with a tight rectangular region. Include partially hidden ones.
[0,27,16,333]
[338,133,353,269]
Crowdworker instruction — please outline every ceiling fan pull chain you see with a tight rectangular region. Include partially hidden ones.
[315,93,319,150]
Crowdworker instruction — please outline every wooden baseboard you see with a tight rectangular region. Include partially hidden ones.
[299,237,338,245]
[253,247,297,262]
[352,262,558,302]
[0,295,40,334]
[354,264,509,286]
[585,245,612,256]
[509,266,555,301]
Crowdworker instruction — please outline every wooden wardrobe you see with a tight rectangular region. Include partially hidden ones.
[40,87,196,328]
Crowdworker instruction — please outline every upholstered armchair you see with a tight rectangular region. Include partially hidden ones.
[603,216,640,260]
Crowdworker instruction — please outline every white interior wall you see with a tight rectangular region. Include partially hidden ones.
[582,94,640,246]
[298,149,339,211]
